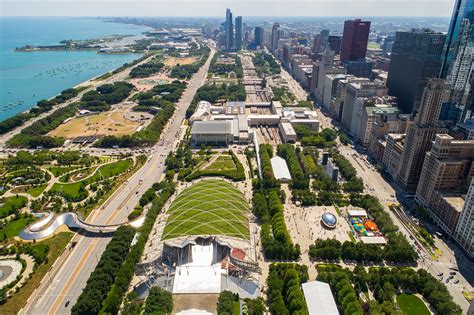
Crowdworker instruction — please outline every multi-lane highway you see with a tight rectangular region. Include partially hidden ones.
[20,45,216,315]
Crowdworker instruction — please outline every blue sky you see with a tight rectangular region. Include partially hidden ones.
[1,0,455,17]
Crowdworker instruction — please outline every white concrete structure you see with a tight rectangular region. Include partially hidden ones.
[347,209,368,217]
[172,244,222,294]
[270,156,292,181]
[302,281,339,315]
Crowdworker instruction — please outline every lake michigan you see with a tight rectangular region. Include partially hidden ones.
[0,17,148,121]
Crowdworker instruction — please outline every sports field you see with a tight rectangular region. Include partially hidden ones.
[162,180,249,240]
[48,110,150,138]
[396,293,430,315]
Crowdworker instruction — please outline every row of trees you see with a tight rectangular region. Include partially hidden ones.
[71,225,136,314]
[332,153,364,192]
[143,287,173,314]
[316,265,364,315]
[210,52,244,78]
[170,47,210,80]
[129,57,164,78]
[186,82,246,118]
[277,144,308,190]
[80,82,135,112]
[266,263,308,315]
[96,100,175,148]
[0,87,79,135]
[299,127,338,148]
[259,144,274,181]
[309,239,385,264]
[98,179,175,314]
[7,102,79,148]
[253,187,300,260]
[253,52,281,75]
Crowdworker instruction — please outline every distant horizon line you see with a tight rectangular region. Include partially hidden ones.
[0,15,452,18]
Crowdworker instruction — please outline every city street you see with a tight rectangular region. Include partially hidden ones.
[20,45,216,315]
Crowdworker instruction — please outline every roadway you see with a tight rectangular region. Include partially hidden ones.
[20,44,216,315]
[279,63,472,312]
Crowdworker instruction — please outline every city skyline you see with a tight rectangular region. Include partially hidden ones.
[1,0,456,17]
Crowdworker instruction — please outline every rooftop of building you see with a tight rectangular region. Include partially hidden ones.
[190,120,233,135]
[301,281,339,315]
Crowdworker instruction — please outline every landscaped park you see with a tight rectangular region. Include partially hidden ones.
[161,179,249,240]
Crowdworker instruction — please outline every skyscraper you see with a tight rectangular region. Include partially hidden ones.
[386,29,446,114]
[225,9,234,50]
[328,35,342,55]
[320,29,330,52]
[396,79,451,193]
[235,16,243,50]
[415,134,474,234]
[271,23,280,51]
[254,27,264,46]
[454,178,474,259]
[441,0,474,78]
[446,18,473,116]
[340,19,371,62]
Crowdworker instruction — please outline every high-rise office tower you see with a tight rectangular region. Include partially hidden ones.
[312,34,321,54]
[396,79,451,193]
[235,16,243,50]
[340,19,371,62]
[328,35,342,55]
[454,178,474,259]
[441,0,474,78]
[415,134,474,234]
[271,23,280,51]
[225,9,234,50]
[320,29,330,52]
[447,18,473,117]
[254,27,264,46]
[386,29,445,114]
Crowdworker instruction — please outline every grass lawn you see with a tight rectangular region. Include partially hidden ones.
[1,232,73,314]
[47,165,81,177]
[0,215,34,240]
[206,154,236,171]
[396,293,430,315]
[59,166,97,183]
[0,196,28,219]
[50,159,133,200]
[27,184,48,198]
[162,180,249,240]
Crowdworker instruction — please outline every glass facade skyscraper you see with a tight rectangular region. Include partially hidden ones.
[441,0,474,78]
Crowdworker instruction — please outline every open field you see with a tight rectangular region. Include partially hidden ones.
[0,196,28,218]
[48,109,152,138]
[162,180,249,240]
[164,56,198,67]
[396,293,430,315]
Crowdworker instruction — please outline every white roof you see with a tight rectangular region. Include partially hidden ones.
[348,209,367,217]
[360,236,387,244]
[190,120,233,135]
[302,281,339,315]
[270,156,292,181]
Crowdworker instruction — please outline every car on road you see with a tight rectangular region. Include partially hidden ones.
[437,272,443,276]
[445,278,450,283]
[449,271,457,275]
[65,301,70,307]
[454,279,459,284]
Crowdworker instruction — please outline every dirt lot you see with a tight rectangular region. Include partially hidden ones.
[164,56,198,67]
[48,108,153,138]
[173,294,218,314]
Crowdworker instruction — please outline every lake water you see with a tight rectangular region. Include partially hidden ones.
[0,17,148,121]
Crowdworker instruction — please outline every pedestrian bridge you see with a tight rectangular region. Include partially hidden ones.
[19,211,144,240]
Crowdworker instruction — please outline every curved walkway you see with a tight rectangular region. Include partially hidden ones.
[19,211,144,240]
